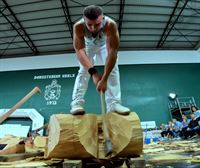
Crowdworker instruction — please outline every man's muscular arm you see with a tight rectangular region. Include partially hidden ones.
[73,22,92,70]
[96,20,119,92]
[73,22,101,85]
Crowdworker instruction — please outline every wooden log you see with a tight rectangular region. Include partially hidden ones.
[0,135,25,155]
[46,112,143,159]
[63,159,82,168]
[0,151,44,162]
[46,114,98,159]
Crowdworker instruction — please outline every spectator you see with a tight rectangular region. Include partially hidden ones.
[191,105,200,119]
[172,118,182,137]
[180,115,190,138]
[183,114,200,139]
[166,121,174,138]
[160,123,169,138]
[181,115,190,128]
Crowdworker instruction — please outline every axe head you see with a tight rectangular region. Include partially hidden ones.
[104,138,113,157]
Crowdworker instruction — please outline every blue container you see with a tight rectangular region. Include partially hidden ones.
[153,137,158,142]
[145,138,151,144]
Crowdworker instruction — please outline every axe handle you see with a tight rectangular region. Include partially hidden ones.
[100,92,109,138]
[0,87,41,124]
[100,91,113,156]
[100,91,106,115]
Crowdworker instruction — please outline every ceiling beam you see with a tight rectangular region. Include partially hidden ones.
[118,0,125,37]
[0,0,39,55]
[60,0,73,39]
[157,0,189,48]
[195,41,200,50]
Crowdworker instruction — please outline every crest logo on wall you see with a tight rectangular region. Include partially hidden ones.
[44,79,61,105]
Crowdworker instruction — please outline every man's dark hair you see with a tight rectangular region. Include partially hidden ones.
[83,5,103,20]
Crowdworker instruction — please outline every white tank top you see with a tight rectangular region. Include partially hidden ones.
[81,16,109,46]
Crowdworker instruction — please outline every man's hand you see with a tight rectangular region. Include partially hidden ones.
[96,79,107,93]
[91,72,107,93]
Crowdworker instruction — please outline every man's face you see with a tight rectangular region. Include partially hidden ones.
[84,15,104,34]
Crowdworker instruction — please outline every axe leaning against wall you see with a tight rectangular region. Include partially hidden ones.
[0,87,41,124]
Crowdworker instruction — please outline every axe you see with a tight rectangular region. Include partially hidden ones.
[0,87,41,124]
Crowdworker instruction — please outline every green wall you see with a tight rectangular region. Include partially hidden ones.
[0,63,200,126]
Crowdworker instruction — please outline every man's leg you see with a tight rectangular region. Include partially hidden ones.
[98,45,130,114]
[70,48,95,115]
[70,66,90,115]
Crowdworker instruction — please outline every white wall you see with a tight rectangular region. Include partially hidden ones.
[0,50,200,72]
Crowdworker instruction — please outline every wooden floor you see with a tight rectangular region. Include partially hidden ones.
[142,137,200,168]
[0,137,200,167]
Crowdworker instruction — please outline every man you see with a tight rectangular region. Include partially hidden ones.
[70,5,130,115]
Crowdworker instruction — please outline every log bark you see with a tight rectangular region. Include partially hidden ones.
[46,112,143,159]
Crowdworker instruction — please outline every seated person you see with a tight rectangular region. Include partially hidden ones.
[165,121,174,138]
[172,118,182,137]
[183,114,200,139]
[180,115,190,138]
[191,105,200,119]
[181,115,190,128]
[160,123,169,138]
[192,120,200,136]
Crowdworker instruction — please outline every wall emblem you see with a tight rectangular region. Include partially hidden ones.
[44,79,61,105]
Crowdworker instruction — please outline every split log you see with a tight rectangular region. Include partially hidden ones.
[46,112,143,159]
[98,112,143,158]
[46,114,98,159]
[0,135,25,155]
[25,136,47,153]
